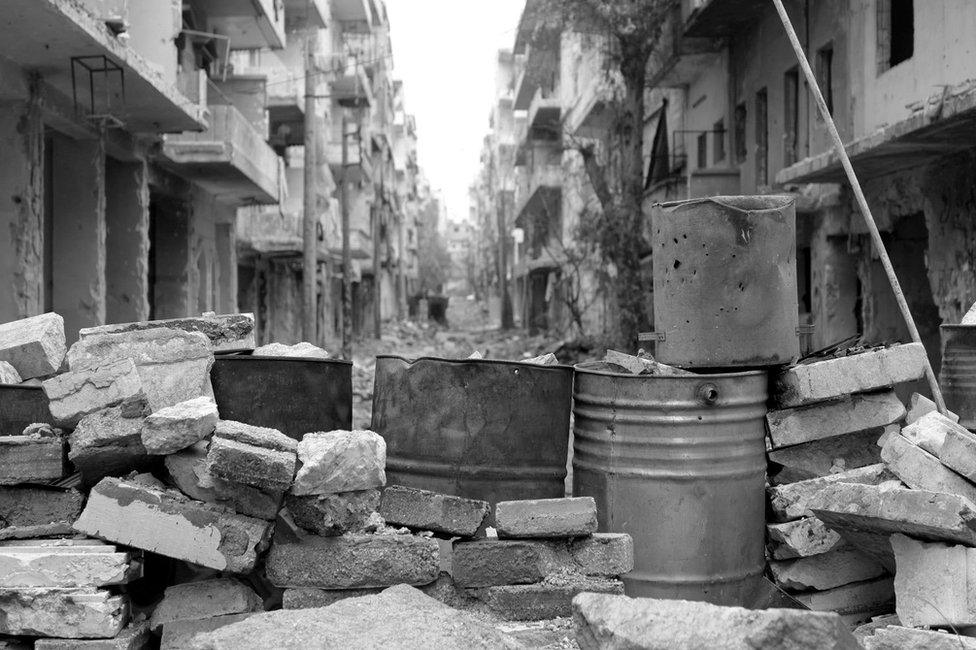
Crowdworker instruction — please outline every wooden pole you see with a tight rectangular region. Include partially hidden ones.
[302,29,318,343]
[771,0,947,413]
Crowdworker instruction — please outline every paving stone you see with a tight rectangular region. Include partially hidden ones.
[862,625,976,650]
[767,517,847,560]
[881,432,976,503]
[773,343,927,408]
[902,410,966,456]
[213,420,296,453]
[0,313,66,380]
[207,435,296,492]
[906,392,960,425]
[0,362,21,384]
[768,428,884,484]
[572,592,860,649]
[141,396,218,455]
[793,577,894,619]
[940,424,976,482]
[34,621,151,650]
[80,313,255,353]
[149,578,263,633]
[267,532,440,589]
[766,391,905,449]
[0,539,137,588]
[378,485,489,537]
[452,540,551,587]
[161,614,255,650]
[567,533,634,577]
[286,490,379,536]
[252,342,330,358]
[767,464,890,522]
[0,587,127,639]
[0,486,84,540]
[291,430,386,496]
[769,547,886,592]
[73,477,271,573]
[495,497,597,539]
[43,358,147,428]
[0,435,67,484]
[474,576,624,621]
[69,407,150,488]
[891,533,976,628]
[67,328,213,412]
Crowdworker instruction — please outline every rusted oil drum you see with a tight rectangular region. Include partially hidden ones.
[0,385,52,436]
[210,352,352,440]
[573,361,768,604]
[652,195,799,368]
[371,355,574,506]
[941,325,976,429]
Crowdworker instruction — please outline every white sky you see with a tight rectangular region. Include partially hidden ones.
[383,0,526,223]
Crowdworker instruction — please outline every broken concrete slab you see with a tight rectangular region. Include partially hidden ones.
[767,464,890,522]
[67,328,213,412]
[0,487,83,540]
[881,432,976,503]
[80,313,255,353]
[286,490,379,536]
[0,539,137,588]
[149,578,263,633]
[766,391,905,449]
[792,577,894,620]
[901,410,966,456]
[0,588,128,639]
[252,342,330,359]
[141,396,218,455]
[452,540,550,587]
[474,576,624,621]
[267,532,440,589]
[43,358,147,428]
[862,625,976,650]
[34,621,151,650]
[603,350,692,376]
[207,435,296,492]
[69,407,150,488]
[769,547,887,592]
[73,477,271,573]
[0,313,66,380]
[768,428,883,484]
[378,485,489,537]
[160,614,255,650]
[773,343,926,408]
[521,353,558,365]
[767,517,847,560]
[891,533,976,628]
[0,362,21,385]
[211,477,283,521]
[213,420,296,453]
[0,435,66,484]
[572,592,860,649]
[164,441,216,501]
[906,392,959,425]
[495,497,597,539]
[940,424,976,482]
[291,430,386,496]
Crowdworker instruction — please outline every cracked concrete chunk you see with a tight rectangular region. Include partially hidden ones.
[291,430,386,496]
[0,487,83,540]
[43,358,147,428]
[34,620,151,649]
[881,432,976,503]
[378,485,488,537]
[0,587,128,639]
[769,547,886,592]
[149,578,263,633]
[207,436,296,492]
[141,396,218,455]
[767,464,891,522]
[0,313,66,380]
[891,534,976,628]
[0,538,138,588]
[862,625,976,650]
[286,490,379,536]
[475,576,624,621]
[495,497,597,539]
[213,420,296,453]
[0,434,67,484]
[69,407,150,487]
[0,361,22,384]
[767,517,847,560]
[252,342,330,359]
[80,313,255,353]
[766,391,904,448]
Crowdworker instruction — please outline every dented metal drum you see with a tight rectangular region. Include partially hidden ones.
[573,362,768,604]
[941,325,976,430]
[652,195,799,368]
[371,355,574,506]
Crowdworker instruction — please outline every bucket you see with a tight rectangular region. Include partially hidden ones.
[651,195,799,368]
[0,385,52,436]
[573,361,768,604]
[371,355,574,506]
[210,352,353,440]
[941,325,976,429]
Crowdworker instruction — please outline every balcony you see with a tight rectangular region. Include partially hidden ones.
[328,230,373,261]
[161,103,282,205]
[527,86,561,133]
[331,0,373,22]
[203,0,286,50]
[682,0,768,38]
[330,54,374,108]
[282,0,327,31]
[326,129,373,184]
[648,3,723,87]
[515,161,562,227]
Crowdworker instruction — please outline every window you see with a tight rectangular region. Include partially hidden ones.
[734,103,747,164]
[784,67,799,166]
[755,88,768,186]
[878,0,914,73]
[697,132,708,169]
[713,119,726,163]
[816,44,834,117]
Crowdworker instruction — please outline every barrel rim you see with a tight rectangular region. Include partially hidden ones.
[654,194,796,211]
[0,383,45,392]
[376,354,575,373]
[573,360,767,380]
[941,324,976,331]
[212,351,353,367]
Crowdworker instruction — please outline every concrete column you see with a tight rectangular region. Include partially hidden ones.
[811,234,859,350]
[151,195,191,319]
[50,134,106,342]
[105,158,150,324]
[215,220,238,315]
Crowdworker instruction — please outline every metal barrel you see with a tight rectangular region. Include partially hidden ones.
[371,355,574,506]
[941,325,976,429]
[210,352,353,440]
[0,385,52,436]
[573,361,768,605]
[652,195,799,368]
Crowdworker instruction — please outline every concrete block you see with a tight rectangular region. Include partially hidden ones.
[69,407,150,487]
[452,540,550,587]
[0,538,137,588]
[881,432,976,503]
[768,428,883,484]
[495,497,597,539]
[378,485,489,537]
[474,576,624,621]
[73,477,271,573]
[773,343,927,408]
[164,441,216,501]
[0,435,67,484]
[0,313,66,380]
[769,547,886,592]
[767,517,846,560]
[252,342,329,358]
[940,423,976,482]
[906,392,959,426]
[862,625,976,650]
[267,532,440,589]
[213,420,296,453]
[767,391,905,449]
[572,592,860,649]
[282,587,382,609]
[0,588,127,639]
[0,361,21,384]
[767,464,890,522]
[80,313,255,353]
[0,487,84,540]
[286,490,379,536]
[141,396,218,455]
[212,477,283,521]
[891,533,976,628]
[567,533,634,577]
[291,430,386,496]
[902,410,966,456]
[42,358,147,428]
[793,577,894,618]
[207,436,296,492]
[160,614,254,650]
[149,578,262,633]
[66,327,213,412]
[34,621,151,650]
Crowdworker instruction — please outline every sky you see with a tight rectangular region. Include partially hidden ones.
[383,0,526,223]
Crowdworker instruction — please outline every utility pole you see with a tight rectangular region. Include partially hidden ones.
[372,198,382,339]
[492,156,514,329]
[341,113,353,358]
[302,29,318,343]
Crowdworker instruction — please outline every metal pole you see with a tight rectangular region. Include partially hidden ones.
[372,198,382,339]
[771,0,947,413]
[341,113,353,359]
[302,29,318,343]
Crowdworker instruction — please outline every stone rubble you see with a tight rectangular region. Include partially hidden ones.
[252,341,330,359]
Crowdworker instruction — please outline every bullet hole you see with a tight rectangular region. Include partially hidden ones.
[738,282,745,291]
[682,234,687,239]
[11,195,22,204]
[673,238,678,244]
[673,260,681,270]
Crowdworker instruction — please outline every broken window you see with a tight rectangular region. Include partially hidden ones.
[713,119,726,163]
[697,132,708,169]
[646,101,671,187]
[784,67,799,166]
[734,103,747,164]
[755,88,768,186]
[878,0,914,73]
[816,43,834,118]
